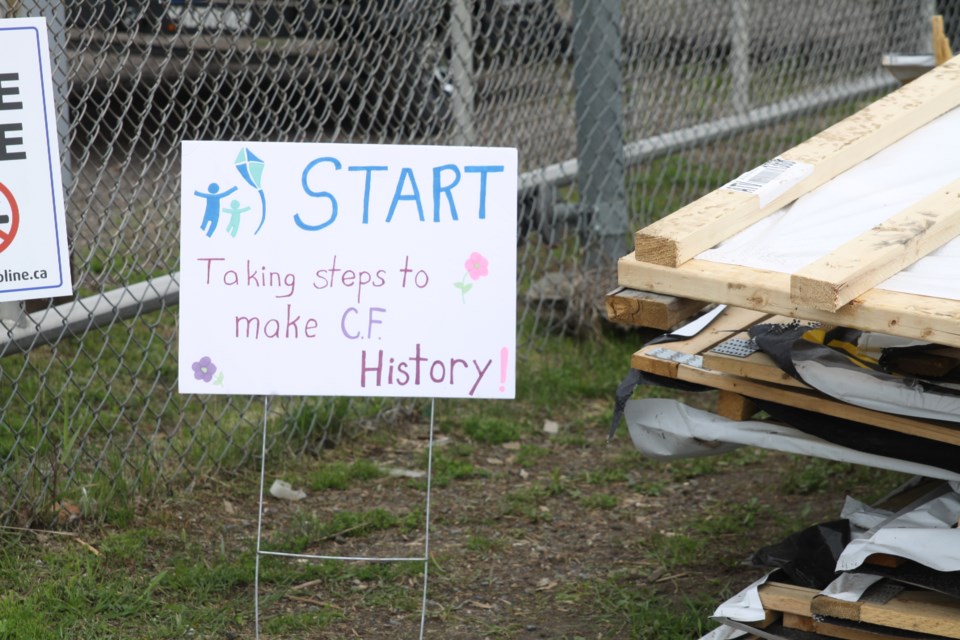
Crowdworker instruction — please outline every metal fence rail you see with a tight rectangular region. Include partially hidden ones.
[0,0,942,525]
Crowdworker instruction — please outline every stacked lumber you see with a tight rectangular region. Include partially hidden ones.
[613,55,960,348]
[742,578,960,639]
[702,478,960,640]
[608,46,960,640]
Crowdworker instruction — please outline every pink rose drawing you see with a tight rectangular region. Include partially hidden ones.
[455,252,489,303]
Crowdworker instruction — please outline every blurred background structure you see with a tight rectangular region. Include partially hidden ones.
[0,0,949,524]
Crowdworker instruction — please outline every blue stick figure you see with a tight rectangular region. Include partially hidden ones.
[195,182,238,237]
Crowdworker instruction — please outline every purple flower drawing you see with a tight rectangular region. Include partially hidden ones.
[454,252,489,303]
[192,356,218,383]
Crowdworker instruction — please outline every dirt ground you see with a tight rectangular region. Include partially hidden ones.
[148,392,904,640]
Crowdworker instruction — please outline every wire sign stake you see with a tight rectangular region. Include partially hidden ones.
[253,397,438,638]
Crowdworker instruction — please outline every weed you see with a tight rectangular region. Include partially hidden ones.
[265,508,423,554]
[644,531,707,570]
[423,450,485,487]
[580,494,618,510]
[514,443,550,467]
[501,485,552,522]
[693,497,768,536]
[308,459,384,490]
[465,534,505,554]
[555,573,715,639]
[462,416,524,444]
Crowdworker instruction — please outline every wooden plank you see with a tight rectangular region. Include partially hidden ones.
[702,330,809,389]
[812,594,863,621]
[758,582,816,617]
[633,307,771,378]
[934,15,953,67]
[758,583,952,640]
[604,287,708,329]
[813,589,960,639]
[631,350,960,446]
[865,554,907,569]
[617,254,960,348]
[860,590,960,639]
[716,390,759,421]
[783,612,816,633]
[813,617,936,640]
[790,178,960,311]
[634,56,960,267]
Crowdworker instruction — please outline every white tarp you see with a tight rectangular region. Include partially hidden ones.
[794,357,960,423]
[837,484,960,572]
[623,399,960,482]
[699,105,960,300]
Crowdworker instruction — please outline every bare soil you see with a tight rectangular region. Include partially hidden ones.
[138,392,903,639]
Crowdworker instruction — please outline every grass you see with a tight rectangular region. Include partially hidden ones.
[0,316,915,638]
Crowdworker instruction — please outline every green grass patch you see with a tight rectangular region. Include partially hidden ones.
[555,572,716,639]
[264,508,423,554]
[307,459,384,491]
[461,416,524,444]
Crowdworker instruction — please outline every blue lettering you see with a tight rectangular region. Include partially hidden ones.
[433,164,461,222]
[464,165,504,220]
[348,165,388,224]
[386,167,425,223]
[295,157,342,231]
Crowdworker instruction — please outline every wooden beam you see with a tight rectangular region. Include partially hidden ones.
[781,612,815,633]
[604,287,708,329]
[758,582,815,617]
[790,177,960,311]
[702,325,809,389]
[631,346,960,446]
[630,306,770,378]
[860,590,960,639]
[934,15,953,67]
[812,589,960,639]
[813,617,926,640]
[716,390,759,421]
[634,56,960,267]
[617,253,960,348]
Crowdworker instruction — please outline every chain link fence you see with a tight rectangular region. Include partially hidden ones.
[0,0,944,525]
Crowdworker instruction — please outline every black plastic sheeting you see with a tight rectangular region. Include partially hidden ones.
[753,399,960,475]
[750,519,851,589]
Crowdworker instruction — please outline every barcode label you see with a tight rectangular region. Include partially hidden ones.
[723,157,813,206]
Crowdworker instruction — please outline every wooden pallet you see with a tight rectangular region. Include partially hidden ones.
[628,306,960,446]
[756,580,960,639]
[617,257,960,349]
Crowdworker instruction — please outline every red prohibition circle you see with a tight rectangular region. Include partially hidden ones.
[0,182,19,254]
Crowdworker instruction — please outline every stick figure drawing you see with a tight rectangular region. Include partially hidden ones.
[195,182,238,237]
[223,200,251,238]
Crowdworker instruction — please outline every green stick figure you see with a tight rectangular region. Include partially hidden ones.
[223,199,252,238]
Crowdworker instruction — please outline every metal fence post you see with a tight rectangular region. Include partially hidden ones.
[572,0,627,271]
[731,0,751,114]
[20,0,71,193]
[450,0,476,146]
[920,0,937,51]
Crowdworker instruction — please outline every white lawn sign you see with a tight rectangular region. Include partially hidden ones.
[178,141,517,399]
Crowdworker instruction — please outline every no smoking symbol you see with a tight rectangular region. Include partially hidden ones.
[0,182,20,254]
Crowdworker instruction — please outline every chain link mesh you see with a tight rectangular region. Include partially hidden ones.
[0,0,945,525]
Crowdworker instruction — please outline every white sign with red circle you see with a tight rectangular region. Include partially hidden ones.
[0,18,72,302]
